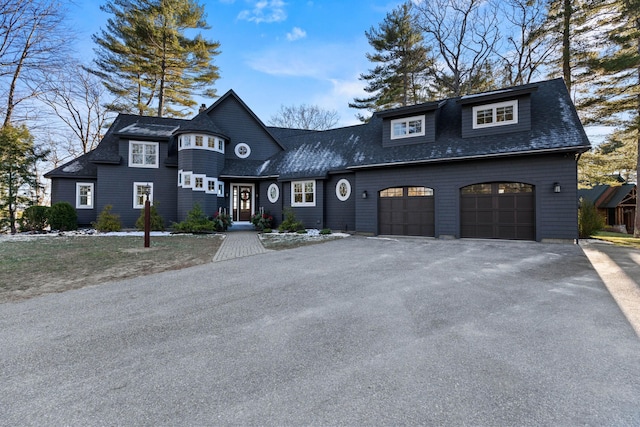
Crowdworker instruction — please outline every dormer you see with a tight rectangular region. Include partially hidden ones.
[377,101,443,147]
[458,84,538,138]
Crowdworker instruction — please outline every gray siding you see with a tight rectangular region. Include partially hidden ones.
[324,174,356,232]
[257,181,283,229]
[178,148,225,221]
[50,179,98,226]
[96,139,177,228]
[281,179,325,229]
[461,96,532,138]
[353,153,579,241]
[382,111,436,147]
[208,96,282,161]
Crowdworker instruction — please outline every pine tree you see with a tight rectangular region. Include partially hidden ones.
[350,2,433,119]
[91,0,221,117]
[582,0,640,235]
[0,125,48,233]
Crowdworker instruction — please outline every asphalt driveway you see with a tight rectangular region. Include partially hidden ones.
[1,237,639,426]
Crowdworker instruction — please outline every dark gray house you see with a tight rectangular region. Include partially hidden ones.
[45,78,591,242]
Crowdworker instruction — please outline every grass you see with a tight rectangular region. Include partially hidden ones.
[591,231,640,249]
[0,235,223,303]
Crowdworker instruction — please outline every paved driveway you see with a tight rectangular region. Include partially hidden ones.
[1,237,639,426]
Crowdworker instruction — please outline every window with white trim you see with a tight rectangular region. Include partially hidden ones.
[235,143,251,158]
[182,172,193,188]
[472,100,518,129]
[133,182,153,209]
[193,174,206,191]
[217,181,225,197]
[129,141,159,168]
[292,180,315,207]
[391,115,425,140]
[267,183,279,203]
[335,179,351,201]
[76,183,94,209]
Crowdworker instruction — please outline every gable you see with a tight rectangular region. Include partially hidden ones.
[202,91,284,162]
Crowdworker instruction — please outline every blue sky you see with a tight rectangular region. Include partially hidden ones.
[71,0,403,127]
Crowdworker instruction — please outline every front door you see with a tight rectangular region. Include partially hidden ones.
[233,185,253,221]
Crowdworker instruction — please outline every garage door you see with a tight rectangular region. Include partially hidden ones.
[379,187,434,236]
[460,182,535,240]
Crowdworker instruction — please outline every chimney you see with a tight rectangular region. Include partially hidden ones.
[199,103,207,113]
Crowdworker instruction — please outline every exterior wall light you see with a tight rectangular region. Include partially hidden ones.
[362,190,368,199]
[553,182,561,193]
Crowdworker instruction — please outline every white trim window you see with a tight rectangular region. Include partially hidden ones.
[133,182,153,209]
[129,141,159,168]
[193,174,206,191]
[76,183,94,209]
[182,171,193,188]
[391,115,425,140]
[292,180,315,207]
[235,143,251,158]
[267,183,279,203]
[335,179,351,201]
[205,177,218,194]
[217,181,225,197]
[472,100,518,129]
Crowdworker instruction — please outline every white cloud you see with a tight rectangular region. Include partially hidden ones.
[238,0,287,23]
[286,27,307,41]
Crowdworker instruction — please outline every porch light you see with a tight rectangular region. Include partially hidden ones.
[553,182,561,193]
[362,190,368,199]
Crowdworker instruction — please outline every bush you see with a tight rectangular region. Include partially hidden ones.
[48,201,77,231]
[212,211,232,232]
[320,228,332,235]
[278,208,304,233]
[251,211,273,231]
[20,205,49,232]
[172,203,216,233]
[578,198,605,238]
[135,203,165,231]
[93,204,122,232]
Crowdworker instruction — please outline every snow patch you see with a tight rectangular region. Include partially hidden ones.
[62,161,83,173]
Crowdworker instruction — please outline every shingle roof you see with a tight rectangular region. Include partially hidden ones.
[46,78,590,181]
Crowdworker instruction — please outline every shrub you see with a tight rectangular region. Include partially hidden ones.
[212,211,233,231]
[135,203,165,231]
[262,227,272,233]
[578,198,605,238]
[20,205,49,232]
[320,228,332,235]
[278,208,304,233]
[251,211,273,231]
[172,203,216,233]
[93,204,122,232]
[48,201,77,231]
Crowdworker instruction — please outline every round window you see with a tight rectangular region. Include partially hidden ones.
[234,143,251,158]
[267,183,279,203]
[335,179,351,201]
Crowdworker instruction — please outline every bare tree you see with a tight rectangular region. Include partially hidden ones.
[0,0,71,127]
[413,0,500,96]
[39,64,113,156]
[496,0,555,86]
[269,104,340,130]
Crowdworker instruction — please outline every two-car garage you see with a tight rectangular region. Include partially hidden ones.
[378,182,535,240]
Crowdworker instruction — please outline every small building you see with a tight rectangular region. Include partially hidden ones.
[45,78,591,242]
[578,184,637,234]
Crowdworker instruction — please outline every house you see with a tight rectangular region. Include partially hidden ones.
[45,78,591,242]
[578,184,637,234]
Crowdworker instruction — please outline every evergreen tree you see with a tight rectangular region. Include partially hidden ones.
[350,2,433,119]
[91,0,221,117]
[0,125,48,233]
[582,0,640,236]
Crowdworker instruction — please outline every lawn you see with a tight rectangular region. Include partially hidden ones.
[0,234,223,303]
[591,231,640,249]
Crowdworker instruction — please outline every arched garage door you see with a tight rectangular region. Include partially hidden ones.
[460,183,535,240]
[379,187,434,236]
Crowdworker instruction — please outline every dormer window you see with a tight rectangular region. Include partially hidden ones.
[472,100,518,129]
[391,115,425,140]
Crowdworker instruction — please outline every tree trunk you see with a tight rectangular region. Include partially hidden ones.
[635,15,640,237]
[563,0,572,93]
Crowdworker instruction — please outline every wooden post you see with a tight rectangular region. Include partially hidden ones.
[144,193,151,248]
